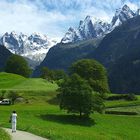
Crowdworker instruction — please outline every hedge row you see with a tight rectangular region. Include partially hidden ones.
[106,94,137,101]
[105,110,138,115]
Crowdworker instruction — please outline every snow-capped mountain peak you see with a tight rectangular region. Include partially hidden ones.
[61,27,78,43]
[78,15,92,29]
[61,16,110,43]
[78,15,96,39]
[111,4,136,27]
[0,31,57,67]
[61,4,140,44]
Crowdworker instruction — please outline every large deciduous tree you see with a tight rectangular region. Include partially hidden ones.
[58,73,104,117]
[70,59,109,94]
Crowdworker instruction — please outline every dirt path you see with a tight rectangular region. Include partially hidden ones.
[4,128,48,140]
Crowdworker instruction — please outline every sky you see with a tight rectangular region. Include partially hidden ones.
[0,0,140,40]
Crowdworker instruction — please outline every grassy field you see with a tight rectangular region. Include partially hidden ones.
[0,128,10,140]
[0,72,140,140]
[0,102,140,140]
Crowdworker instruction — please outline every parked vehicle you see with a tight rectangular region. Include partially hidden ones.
[0,99,11,105]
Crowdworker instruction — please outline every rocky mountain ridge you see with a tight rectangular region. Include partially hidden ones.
[61,4,140,43]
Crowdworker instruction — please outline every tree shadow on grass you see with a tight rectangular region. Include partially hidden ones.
[39,114,96,127]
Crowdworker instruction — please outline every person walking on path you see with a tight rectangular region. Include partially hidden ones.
[10,111,17,133]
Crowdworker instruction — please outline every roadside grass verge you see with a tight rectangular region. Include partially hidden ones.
[0,128,11,140]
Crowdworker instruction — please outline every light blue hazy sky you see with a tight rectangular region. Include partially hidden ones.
[0,0,140,40]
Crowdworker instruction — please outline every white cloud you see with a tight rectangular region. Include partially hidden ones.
[0,0,70,39]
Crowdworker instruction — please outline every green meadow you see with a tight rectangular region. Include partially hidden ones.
[0,72,140,140]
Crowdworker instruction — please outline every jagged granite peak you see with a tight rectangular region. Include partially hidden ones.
[61,16,109,43]
[61,27,78,43]
[92,18,111,36]
[61,4,140,44]
[0,31,57,67]
[111,4,136,27]
[78,15,96,39]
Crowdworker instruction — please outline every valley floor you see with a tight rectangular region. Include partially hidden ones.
[0,72,140,140]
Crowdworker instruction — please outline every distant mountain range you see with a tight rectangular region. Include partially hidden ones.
[1,4,139,68]
[0,32,57,68]
[61,5,140,43]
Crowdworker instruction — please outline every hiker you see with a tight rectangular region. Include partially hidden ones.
[10,111,17,133]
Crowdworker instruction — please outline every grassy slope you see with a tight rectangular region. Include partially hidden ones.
[0,72,58,92]
[0,128,10,140]
[0,72,140,140]
[0,72,26,89]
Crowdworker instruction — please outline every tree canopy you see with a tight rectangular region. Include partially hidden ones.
[5,54,31,77]
[70,59,109,93]
[58,73,104,117]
